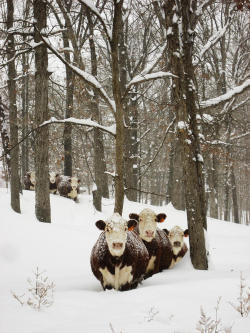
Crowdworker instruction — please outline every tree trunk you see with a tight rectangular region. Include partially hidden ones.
[0,97,10,174]
[164,0,207,269]
[86,8,109,211]
[34,0,51,223]
[63,31,74,177]
[231,163,239,223]
[111,0,125,214]
[7,0,20,213]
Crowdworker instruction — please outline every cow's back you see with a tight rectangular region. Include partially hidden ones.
[157,228,173,270]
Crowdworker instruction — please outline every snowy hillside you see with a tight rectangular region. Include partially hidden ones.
[0,188,249,333]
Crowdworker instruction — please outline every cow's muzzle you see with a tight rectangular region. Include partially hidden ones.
[112,242,123,249]
[145,230,154,238]
[173,241,181,247]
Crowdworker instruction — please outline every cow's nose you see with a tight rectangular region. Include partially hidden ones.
[173,241,181,247]
[112,242,123,249]
[145,230,154,237]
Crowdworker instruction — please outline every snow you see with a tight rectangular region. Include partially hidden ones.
[0,189,250,333]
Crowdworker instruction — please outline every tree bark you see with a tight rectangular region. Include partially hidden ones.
[7,0,20,213]
[111,0,125,214]
[62,30,73,177]
[86,8,109,211]
[34,0,51,223]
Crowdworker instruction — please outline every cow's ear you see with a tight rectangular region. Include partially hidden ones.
[156,213,166,223]
[68,178,72,183]
[95,220,106,230]
[163,228,169,236]
[184,229,189,237]
[78,179,81,183]
[55,174,59,177]
[129,213,139,221]
[127,219,137,231]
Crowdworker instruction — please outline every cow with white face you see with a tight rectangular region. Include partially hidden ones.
[57,176,80,201]
[129,208,173,278]
[163,226,189,267]
[49,172,60,194]
[90,213,149,291]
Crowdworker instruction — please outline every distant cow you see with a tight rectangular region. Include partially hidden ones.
[24,171,36,190]
[163,226,188,267]
[90,213,149,291]
[57,176,80,201]
[49,172,60,194]
[129,208,173,278]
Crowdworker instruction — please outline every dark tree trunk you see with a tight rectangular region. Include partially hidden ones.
[86,8,109,211]
[34,0,51,223]
[164,0,208,270]
[111,0,125,214]
[231,163,239,223]
[7,0,20,213]
[0,97,10,174]
[62,31,74,177]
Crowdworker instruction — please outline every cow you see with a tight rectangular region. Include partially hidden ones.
[24,171,36,190]
[90,213,149,291]
[49,172,60,194]
[129,208,173,278]
[163,226,189,267]
[57,176,80,201]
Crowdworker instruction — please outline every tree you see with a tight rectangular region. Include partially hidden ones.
[163,0,208,269]
[33,0,51,223]
[6,0,20,213]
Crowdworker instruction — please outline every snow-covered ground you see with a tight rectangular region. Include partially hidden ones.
[0,188,249,333]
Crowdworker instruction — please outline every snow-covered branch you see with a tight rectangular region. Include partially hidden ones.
[40,117,116,136]
[196,0,214,17]
[200,79,250,108]
[38,34,116,114]
[140,40,168,76]
[195,10,234,65]
[125,71,177,92]
[78,0,112,41]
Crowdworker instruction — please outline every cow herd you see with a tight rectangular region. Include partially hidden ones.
[91,208,189,291]
[24,171,81,201]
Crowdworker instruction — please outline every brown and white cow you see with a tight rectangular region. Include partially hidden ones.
[49,172,60,194]
[57,176,80,201]
[129,208,173,278]
[24,171,36,190]
[90,213,149,291]
[163,226,189,267]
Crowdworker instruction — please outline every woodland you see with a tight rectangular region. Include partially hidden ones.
[0,0,249,270]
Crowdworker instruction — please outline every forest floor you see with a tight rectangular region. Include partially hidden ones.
[0,188,250,333]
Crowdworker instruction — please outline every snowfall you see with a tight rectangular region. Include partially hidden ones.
[0,188,249,333]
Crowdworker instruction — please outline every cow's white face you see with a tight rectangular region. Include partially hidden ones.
[30,171,36,185]
[49,172,57,184]
[69,177,80,190]
[130,209,166,242]
[96,213,137,257]
[168,226,188,255]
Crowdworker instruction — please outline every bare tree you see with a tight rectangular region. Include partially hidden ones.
[6,0,20,213]
[33,0,51,223]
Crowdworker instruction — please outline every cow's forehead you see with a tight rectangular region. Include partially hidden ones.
[170,226,184,235]
[105,213,127,230]
[139,208,156,219]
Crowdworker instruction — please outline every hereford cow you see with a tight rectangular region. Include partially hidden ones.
[24,171,36,190]
[129,208,173,278]
[49,172,60,194]
[163,226,189,267]
[90,213,149,291]
[57,176,80,201]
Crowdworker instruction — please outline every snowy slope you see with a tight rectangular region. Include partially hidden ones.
[0,188,249,333]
